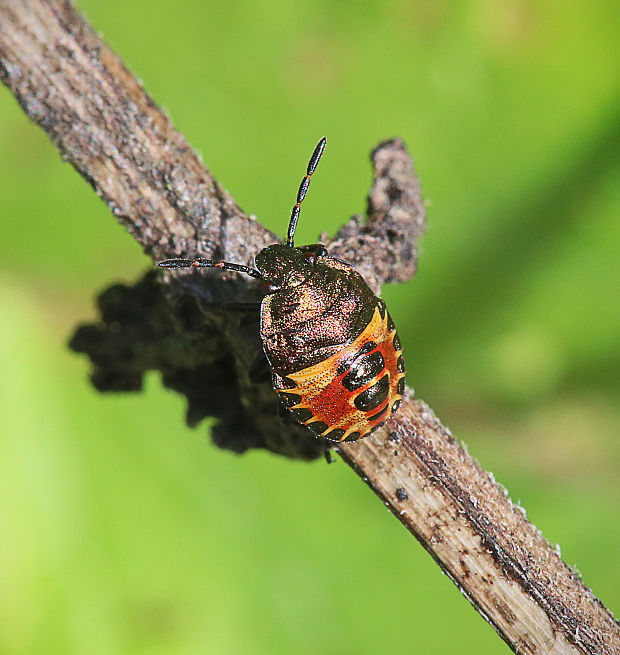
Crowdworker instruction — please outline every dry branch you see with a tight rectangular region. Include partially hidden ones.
[1,2,618,654]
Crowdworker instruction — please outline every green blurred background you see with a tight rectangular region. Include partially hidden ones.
[1,0,618,653]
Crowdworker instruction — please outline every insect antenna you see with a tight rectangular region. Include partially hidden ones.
[158,258,262,279]
[286,137,327,248]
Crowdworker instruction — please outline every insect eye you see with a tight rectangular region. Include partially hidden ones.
[303,252,316,264]
[262,281,281,294]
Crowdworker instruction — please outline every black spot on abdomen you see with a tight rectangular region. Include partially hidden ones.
[324,428,345,441]
[336,340,377,377]
[367,405,389,423]
[354,374,389,412]
[342,351,385,391]
[290,407,313,423]
[307,421,328,435]
[278,391,301,408]
[278,391,312,422]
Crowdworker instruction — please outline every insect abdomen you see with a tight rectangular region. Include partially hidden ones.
[275,303,405,442]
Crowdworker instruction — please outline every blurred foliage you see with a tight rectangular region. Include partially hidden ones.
[0,0,619,653]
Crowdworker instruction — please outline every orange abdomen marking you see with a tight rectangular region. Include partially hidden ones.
[276,304,405,442]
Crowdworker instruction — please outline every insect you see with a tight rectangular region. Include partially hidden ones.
[159,138,405,442]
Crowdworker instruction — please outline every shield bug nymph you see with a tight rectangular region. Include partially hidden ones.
[159,138,405,442]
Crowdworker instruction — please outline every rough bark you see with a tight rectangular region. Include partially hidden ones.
[1,2,618,654]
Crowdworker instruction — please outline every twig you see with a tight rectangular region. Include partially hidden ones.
[1,2,618,653]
